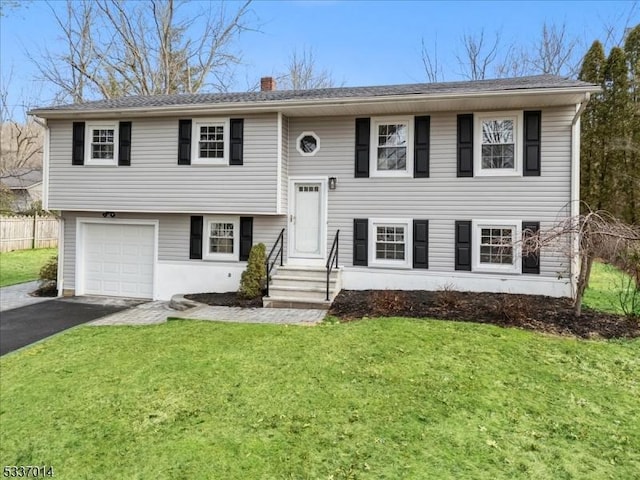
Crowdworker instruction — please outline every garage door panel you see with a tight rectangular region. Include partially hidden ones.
[82,223,155,299]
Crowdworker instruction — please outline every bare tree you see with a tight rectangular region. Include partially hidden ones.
[421,37,444,82]
[278,47,338,90]
[31,0,254,103]
[456,29,501,80]
[521,206,640,316]
[531,22,580,76]
[0,70,43,175]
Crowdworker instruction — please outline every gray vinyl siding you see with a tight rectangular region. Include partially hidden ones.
[288,107,574,279]
[49,114,279,213]
[61,211,286,291]
[281,115,289,213]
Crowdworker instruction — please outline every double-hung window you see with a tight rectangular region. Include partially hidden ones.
[475,112,522,176]
[371,117,413,177]
[369,218,412,268]
[205,217,239,261]
[86,122,118,165]
[192,119,230,165]
[472,220,520,273]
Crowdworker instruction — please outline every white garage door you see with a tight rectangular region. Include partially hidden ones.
[82,223,155,299]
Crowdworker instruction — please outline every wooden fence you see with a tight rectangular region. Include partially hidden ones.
[0,215,59,252]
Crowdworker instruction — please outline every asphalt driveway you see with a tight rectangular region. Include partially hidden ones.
[0,297,142,356]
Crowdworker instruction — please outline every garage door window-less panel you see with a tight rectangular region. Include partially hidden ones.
[76,219,158,299]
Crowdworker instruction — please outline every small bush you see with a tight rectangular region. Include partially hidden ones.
[492,294,531,323]
[371,290,410,317]
[238,243,266,299]
[434,283,462,309]
[38,255,58,295]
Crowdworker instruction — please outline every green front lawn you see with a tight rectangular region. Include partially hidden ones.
[583,261,639,315]
[0,248,57,287]
[1,319,638,479]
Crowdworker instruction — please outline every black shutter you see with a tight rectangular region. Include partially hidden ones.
[413,219,429,269]
[522,221,540,274]
[229,118,244,165]
[178,119,192,165]
[353,218,368,266]
[354,118,370,178]
[72,122,85,165]
[118,121,132,166]
[239,216,253,261]
[414,116,430,178]
[455,220,472,271]
[457,114,473,177]
[523,111,541,176]
[189,216,203,260]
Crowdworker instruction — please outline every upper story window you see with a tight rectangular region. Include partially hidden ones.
[204,216,239,261]
[370,117,413,177]
[86,122,118,166]
[472,220,520,274]
[296,131,320,156]
[192,119,229,165]
[369,218,412,268]
[474,112,522,176]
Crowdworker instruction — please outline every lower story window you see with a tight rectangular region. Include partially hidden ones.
[376,226,405,260]
[205,217,239,261]
[370,219,411,268]
[473,220,520,273]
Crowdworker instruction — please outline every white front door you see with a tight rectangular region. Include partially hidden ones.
[289,180,326,262]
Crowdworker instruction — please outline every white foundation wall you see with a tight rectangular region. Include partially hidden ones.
[342,267,572,298]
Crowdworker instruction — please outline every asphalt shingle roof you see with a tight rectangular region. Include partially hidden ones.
[31,75,596,113]
[0,169,43,189]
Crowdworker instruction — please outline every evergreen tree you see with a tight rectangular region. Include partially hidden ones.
[624,26,640,223]
[579,41,606,213]
[603,47,631,220]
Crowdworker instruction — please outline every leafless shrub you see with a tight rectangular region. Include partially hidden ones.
[434,283,462,309]
[492,294,532,323]
[371,290,410,317]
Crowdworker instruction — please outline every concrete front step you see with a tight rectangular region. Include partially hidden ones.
[264,265,341,309]
[262,296,332,310]
[267,285,333,301]
[272,275,338,288]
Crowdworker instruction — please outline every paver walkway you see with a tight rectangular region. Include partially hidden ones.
[0,281,53,312]
[90,302,327,326]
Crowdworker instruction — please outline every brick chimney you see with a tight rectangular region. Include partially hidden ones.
[260,76,276,92]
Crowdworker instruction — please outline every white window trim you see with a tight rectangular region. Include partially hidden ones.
[192,118,230,165]
[472,219,521,274]
[204,216,239,261]
[474,111,523,177]
[85,122,118,166]
[370,116,414,178]
[296,131,320,156]
[369,218,412,269]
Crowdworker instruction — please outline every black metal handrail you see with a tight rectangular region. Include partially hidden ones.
[265,228,285,297]
[326,229,340,301]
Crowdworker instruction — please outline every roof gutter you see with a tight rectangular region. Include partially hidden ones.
[29,86,600,119]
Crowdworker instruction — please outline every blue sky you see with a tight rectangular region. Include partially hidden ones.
[0,0,637,116]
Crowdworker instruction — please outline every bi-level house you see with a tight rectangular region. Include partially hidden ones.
[30,75,599,307]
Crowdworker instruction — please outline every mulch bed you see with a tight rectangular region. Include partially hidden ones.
[330,290,640,339]
[185,292,263,309]
[184,289,638,339]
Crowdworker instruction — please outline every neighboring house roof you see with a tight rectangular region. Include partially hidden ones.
[29,75,600,119]
[1,169,43,190]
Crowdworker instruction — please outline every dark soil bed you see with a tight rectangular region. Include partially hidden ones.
[185,292,263,308]
[184,289,638,339]
[330,290,639,339]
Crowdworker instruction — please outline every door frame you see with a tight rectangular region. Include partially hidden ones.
[287,176,328,265]
[75,217,159,298]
